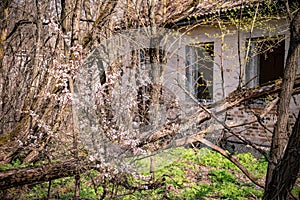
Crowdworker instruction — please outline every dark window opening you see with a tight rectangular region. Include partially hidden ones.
[246,37,285,87]
[259,40,284,85]
[137,48,166,126]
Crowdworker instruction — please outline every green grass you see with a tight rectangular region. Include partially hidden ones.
[113,147,267,199]
[11,147,273,199]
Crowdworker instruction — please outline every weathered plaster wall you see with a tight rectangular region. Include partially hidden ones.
[180,18,300,147]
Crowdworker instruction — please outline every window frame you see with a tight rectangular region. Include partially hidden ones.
[185,42,214,102]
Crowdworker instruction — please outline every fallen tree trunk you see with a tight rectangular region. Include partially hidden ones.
[139,74,300,147]
[0,159,93,190]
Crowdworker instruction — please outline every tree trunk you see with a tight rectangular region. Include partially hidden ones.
[266,8,300,186]
[263,111,300,199]
[0,159,93,190]
[0,1,10,130]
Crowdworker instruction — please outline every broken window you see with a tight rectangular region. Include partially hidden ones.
[245,37,285,88]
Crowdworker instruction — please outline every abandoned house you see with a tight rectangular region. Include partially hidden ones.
[170,0,300,149]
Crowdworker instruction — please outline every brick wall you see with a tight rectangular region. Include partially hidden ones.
[222,98,300,149]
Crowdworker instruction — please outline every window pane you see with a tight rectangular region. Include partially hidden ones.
[186,43,214,101]
[245,42,259,88]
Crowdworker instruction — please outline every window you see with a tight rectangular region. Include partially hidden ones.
[245,38,285,87]
[186,43,214,101]
[137,48,166,125]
